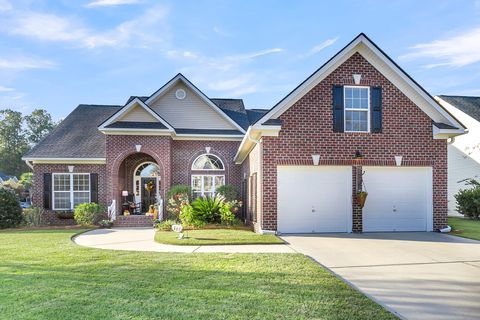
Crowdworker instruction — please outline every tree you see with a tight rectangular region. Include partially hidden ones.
[19,172,33,191]
[0,110,29,177]
[24,109,56,145]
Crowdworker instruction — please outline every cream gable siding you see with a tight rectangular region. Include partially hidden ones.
[438,98,480,215]
[150,83,237,130]
[117,105,158,122]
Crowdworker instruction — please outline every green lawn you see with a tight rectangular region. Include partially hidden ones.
[155,229,284,245]
[0,229,395,320]
[449,216,480,241]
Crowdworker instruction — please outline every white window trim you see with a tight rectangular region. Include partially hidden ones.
[191,154,225,171]
[191,174,225,197]
[344,85,370,133]
[52,173,91,210]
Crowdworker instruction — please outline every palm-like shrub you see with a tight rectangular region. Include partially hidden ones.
[0,188,22,228]
[191,195,225,224]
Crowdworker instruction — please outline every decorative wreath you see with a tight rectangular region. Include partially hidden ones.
[145,181,155,193]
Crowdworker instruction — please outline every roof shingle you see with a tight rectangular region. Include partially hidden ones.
[439,95,480,123]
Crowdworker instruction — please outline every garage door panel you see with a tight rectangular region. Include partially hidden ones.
[363,167,432,232]
[277,166,352,233]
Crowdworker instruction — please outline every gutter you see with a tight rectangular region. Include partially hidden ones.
[24,159,33,170]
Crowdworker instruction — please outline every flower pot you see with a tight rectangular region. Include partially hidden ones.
[357,192,368,209]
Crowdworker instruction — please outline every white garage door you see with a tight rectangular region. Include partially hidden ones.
[362,167,433,232]
[277,166,352,233]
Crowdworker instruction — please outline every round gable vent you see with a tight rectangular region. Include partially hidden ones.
[175,88,186,100]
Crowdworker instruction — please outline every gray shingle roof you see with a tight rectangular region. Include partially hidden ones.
[211,98,250,130]
[246,109,269,124]
[439,95,480,123]
[24,104,121,158]
[105,121,168,129]
[175,128,244,135]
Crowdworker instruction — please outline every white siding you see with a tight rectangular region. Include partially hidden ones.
[438,98,480,215]
[118,105,158,122]
[150,83,237,130]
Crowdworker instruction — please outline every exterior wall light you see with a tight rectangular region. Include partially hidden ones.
[395,155,403,166]
[353,150,365,160]
[311,154,321,165]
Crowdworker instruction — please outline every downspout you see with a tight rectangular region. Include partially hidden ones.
[24,159,33,170]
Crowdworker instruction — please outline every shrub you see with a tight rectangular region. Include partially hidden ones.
[179,203,205,228]
[455,179,480,219]
[98,219,114,228]
[191,195,225,224]
[219,201,236,226]
[74,203,104,225]
[166,185,191,219]
[0,188,22,228]
[216,184,238,201]
[154,219,178,231]
[23,207,44,227]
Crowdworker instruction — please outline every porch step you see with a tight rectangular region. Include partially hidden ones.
[114,215,154,227]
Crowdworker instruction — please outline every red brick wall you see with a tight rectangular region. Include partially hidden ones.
[171,140,242,192]
[261,52,448,231]
[31,163,107,225]
[106,135,172,214]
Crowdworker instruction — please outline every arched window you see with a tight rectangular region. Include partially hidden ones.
[191,154,224,171]
[135,162,161,177]
[191,154,225,198]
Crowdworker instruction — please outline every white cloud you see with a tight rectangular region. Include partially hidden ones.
[4,5,169,49]
[0,86,14,92]
[85,0,142,8]
[300,37,338,58]
[401,28,480,68]
[0,57,55,70]
[0,0,11,11]
[173,48,284,96]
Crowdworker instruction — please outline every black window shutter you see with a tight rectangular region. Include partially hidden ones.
[371,87,382,133]
[43,173,52,210]
[90,173,98,203]
[332,85,344,132]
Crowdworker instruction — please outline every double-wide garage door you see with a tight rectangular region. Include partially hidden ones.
[277,166,433,233]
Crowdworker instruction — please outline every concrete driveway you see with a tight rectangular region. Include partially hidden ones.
[282,232,480,320]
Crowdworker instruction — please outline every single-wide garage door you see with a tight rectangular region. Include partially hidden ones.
[362,167,433,232]
[277,166,352,233]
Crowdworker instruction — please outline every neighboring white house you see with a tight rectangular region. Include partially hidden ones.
[436,95,480,215]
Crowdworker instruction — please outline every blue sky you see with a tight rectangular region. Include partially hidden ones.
[1,0,480,120]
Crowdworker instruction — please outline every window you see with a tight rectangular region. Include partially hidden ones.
[192,154,224,170]
[53,173,90,210]
[191,175,224,198]
[344,86,369,132]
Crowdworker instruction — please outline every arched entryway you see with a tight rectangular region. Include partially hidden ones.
[133,162,161,212]
[115,152,164,214]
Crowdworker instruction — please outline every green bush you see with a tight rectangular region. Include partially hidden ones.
[455,179,480,219]
[23,207,44,227]
[180,204,205,228]
[74,203,104,225]
[166,185,191,219]
[191,195,225,224]
[0,188,22,228]
[154,219,178,231]
[216,185,238,201]
[219,201,236,226]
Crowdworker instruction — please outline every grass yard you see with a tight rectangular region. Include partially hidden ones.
[155,229,284,245]
[449,216,480,241]
[0,229,395,320]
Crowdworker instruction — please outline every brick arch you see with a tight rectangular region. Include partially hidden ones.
[108,149,168,209]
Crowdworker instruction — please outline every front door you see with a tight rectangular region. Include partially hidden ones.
[141,177,157,213]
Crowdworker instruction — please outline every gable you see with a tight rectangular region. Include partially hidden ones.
[254,34,464,137]
[149,82,238,130]
[117,105,158,122]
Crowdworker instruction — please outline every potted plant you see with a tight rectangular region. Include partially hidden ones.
[357,191,368,208]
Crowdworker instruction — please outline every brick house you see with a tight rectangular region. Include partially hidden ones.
[24,34,465,232]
